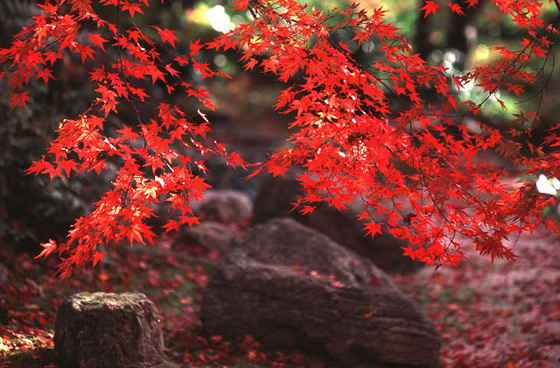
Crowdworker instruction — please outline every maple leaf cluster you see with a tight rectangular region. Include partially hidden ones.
[1,0,560,277]
[0,0,238,277]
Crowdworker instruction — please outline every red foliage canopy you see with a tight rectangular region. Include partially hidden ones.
[1,0,560,278]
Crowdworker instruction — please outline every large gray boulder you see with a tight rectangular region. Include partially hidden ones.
[253,174,421,273]
[54,292,177,368]
[201,218,441,367]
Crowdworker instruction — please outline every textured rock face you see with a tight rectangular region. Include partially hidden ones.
[54,292,177,368]
[252,174,422,273]
[201,218,441,368]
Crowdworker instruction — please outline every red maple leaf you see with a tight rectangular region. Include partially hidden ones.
[448,2,465,16]
[36,69,55,85]
[232,0,250,11]
[92,251,105,266]
[9,92,31,110]
[226,151,247,169]
[190,39,203,56]
[122,2,144,17]
[37,2,59,13]
[88,33,108,51]
[35,239,57,259]
[154,26,179,47]
[70,0,93,14]
[58,159,79,177]
[419,1,440,18]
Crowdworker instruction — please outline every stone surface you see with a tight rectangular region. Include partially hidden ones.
[201,218,441,368]
[193,189,253,225]
[54,292,177,368]
[0,261,7,283]
[253,173,422,273]
[181,221,239,254]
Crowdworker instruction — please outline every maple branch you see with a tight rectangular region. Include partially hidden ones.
[3,0,556,273]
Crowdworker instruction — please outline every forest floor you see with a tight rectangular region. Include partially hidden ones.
[0,226,559,368]
[394,229,560,367]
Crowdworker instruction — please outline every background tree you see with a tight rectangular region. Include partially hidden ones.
[1,0,560,277]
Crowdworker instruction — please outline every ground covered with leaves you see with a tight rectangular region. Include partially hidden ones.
[394,230,560,368]
[1,228,559,367]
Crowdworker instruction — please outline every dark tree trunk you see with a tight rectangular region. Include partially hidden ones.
[414,9,432,62]
[446,2,482,69]
[414,0,484,68]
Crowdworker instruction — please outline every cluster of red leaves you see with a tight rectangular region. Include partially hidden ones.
[210,0,560,266]
[0,0,246,278]
[1,0,560,277]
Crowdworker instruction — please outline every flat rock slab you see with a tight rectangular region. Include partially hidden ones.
[202,218,441,367]
[54,292,177,368]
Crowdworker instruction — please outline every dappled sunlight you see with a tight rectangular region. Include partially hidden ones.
[186,4,235,33]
